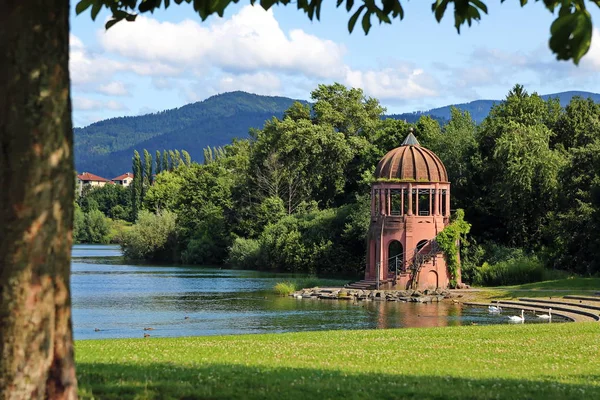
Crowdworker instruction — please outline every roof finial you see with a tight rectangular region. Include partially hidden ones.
[401,127,420,147]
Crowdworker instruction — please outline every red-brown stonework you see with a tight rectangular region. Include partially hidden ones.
[366,131,459,290]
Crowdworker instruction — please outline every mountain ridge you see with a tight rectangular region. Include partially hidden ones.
[75,90,600,177]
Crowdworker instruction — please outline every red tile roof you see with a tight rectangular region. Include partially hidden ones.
[112,172,134,181]
[77,172,109,182]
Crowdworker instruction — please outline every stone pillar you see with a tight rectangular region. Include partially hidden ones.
[429,188,432,216]
[371,187,375,216]
[408,184,413,215]
[387,189,391,216]
[435,183,440,215]
[446,187,451,217]
[415,186,419,216]
[401,188,404,216]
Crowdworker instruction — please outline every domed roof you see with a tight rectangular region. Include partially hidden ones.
[375,130,448,182]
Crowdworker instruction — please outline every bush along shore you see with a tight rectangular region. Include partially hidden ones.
[291,287,454,303]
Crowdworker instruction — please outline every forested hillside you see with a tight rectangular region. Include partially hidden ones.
[74,91,302,177]
[75,89,600,177]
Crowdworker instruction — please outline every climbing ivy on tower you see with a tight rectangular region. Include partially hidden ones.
[436,209,471,287]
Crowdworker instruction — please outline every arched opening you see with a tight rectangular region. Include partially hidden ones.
[426,270,439,289]
[416,240,428,253]
[388,240,403,273]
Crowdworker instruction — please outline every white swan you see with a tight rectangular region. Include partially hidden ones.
[488,301,502,313]
[537,308,552,319]
[508,310,525,322]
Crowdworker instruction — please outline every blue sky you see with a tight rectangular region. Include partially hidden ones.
[70,2,600,127]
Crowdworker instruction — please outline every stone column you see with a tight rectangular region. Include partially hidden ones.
[446,187,451,217]
[415,186,419,216]
[401,188,404,216]
[435,183,440,215]
[408,184,413,215]
[371,187,375,216]
[387,189,391,216]
[429,188,432,216]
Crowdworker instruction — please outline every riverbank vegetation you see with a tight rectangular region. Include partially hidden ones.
[76,322,600,399]
[76,83,600,284]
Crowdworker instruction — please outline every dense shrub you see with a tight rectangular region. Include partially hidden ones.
[473,255,545,286]
[121,210,177,261]
[80,209,111,244]
[227,238,262,268]
[224,198,368,276]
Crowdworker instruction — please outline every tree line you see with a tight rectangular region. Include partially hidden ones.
[80,83,600,282]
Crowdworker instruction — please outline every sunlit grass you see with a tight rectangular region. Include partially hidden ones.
[77,323,600,399]
[273,277,349,295]
[464,278,600,302]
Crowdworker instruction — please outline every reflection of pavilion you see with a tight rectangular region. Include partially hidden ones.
[370,301,462,329]
[366,129,459,290]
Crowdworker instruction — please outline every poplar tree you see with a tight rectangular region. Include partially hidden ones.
[162,150,169,172]
[168,150,176,170]
[155,150,162,174]
[131,150,142,221]
[182,150,192,166]
[143,149,152,191]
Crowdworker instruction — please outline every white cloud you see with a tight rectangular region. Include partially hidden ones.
[98,6,346,79]
[580,28,600,71]
[98,81,130,96]
[344,64,439,100]
[70,34,124,86]
[218,72,281,95]
[73,96,128,111]
[70,33,182,87]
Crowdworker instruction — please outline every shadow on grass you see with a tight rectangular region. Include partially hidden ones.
[77,362,599,400]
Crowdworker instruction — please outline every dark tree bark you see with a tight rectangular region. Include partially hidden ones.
[0,0,77,398]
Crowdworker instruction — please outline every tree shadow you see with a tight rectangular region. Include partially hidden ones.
[77,362,599,400]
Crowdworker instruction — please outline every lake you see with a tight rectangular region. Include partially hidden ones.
[71,244,559,340]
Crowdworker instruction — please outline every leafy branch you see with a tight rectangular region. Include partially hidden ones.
[76,0,600,64]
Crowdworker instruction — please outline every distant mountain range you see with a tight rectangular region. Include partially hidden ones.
[75,90,600,177]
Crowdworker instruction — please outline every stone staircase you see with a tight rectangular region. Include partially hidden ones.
[466,295,600,322]
[345,278,393,290]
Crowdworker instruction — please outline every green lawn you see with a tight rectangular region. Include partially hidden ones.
[483,278,600,300]
[76,322,600,400]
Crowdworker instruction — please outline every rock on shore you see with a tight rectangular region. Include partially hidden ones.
[291,288,453,303]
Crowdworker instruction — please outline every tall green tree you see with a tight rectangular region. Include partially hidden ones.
[131,150,143,221]
[155,150,162,174]
[161,149,168,172]
[472,85,565,247]
[433,107,479,210]
[552,96,600,150]
[182,150,192,166]
[311,83,385,137]
[143,149,153,191]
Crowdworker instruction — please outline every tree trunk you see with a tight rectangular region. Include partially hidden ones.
[0,0,77,398]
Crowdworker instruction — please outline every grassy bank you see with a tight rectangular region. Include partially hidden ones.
[460,277,600,302]
[273,277,350,295]
[76,322,600,399]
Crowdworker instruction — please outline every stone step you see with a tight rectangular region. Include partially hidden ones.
[496,300,600,321]
[463,302,589,322]
[519,297,600,312]
[564,295,600,303]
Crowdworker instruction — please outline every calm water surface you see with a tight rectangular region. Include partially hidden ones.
[71,244,562,340]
